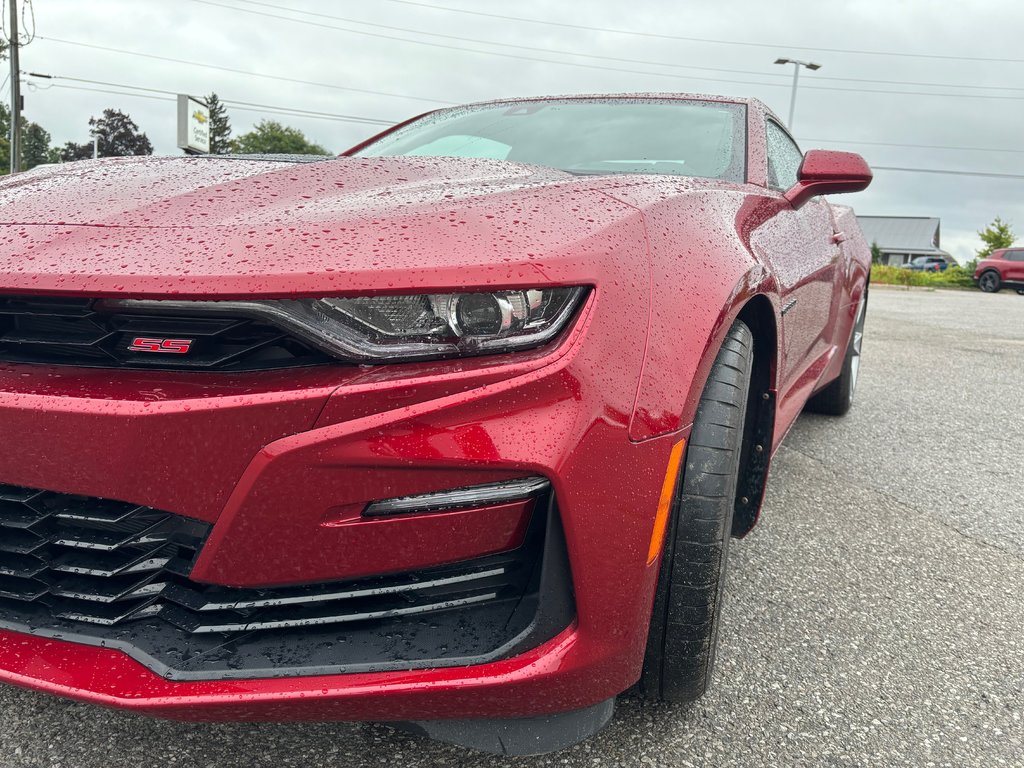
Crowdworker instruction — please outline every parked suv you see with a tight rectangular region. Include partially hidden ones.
[974,248,1024,293]
[904,255,949,272]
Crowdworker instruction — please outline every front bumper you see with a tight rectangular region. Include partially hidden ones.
[0,288,686,722]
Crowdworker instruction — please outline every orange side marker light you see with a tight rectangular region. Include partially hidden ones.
[646,439,686,566]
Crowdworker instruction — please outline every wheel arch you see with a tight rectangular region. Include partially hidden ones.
[731,294,780,537]
[633,283,780,536]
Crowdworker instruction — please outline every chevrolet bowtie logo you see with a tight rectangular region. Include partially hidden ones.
[193,110,208,124]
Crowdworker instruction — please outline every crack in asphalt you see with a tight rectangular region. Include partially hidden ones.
[777,443,1024,565]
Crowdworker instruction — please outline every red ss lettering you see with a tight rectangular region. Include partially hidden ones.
[128,337,193,354]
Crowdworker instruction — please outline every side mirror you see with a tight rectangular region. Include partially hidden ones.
[784,150,872,209]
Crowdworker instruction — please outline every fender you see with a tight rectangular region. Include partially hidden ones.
[599,185,784,442]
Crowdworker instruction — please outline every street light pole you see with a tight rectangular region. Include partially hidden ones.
[7,0,21,174]
[773,57,821,130]
[787,63,800,127]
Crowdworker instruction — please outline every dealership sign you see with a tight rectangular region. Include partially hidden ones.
[177,95,210,154]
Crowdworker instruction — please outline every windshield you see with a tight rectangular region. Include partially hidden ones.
[353,99,747,182]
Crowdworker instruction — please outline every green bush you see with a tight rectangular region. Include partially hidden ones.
[932,266,976,288]
[870,264,975,290]
[871,265,917,286]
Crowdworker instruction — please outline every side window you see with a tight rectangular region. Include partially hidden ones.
[1005,250,1024,262]
[765,121,804,191]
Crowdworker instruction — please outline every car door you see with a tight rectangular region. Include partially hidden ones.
[749,121,842,395]
[1006,249,1024,282]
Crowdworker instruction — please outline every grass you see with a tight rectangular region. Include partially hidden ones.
[870,264,977,290]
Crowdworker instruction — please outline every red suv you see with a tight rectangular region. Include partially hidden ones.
[975,248,1024,294]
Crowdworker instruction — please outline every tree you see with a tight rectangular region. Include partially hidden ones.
[870,240,884,265]
[60,139,93,162]
[205,92,232,154]
[21,122,55,171]
[0,106,57,172]
[0,102,9,174]
[975,217,1016,260]
[231,120,329,155]
[61,108,153,161]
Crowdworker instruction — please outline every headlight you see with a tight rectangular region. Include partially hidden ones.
[102,287,587,363]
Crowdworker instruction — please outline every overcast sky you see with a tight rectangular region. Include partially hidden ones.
[8,0,1024,262]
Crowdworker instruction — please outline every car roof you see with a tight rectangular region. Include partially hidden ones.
[455,92,762,110]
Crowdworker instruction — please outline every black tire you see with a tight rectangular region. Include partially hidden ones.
[639,320,753,703]
[978,270,1001,293]
[1016,289,1024,296]
[805,290,867,417]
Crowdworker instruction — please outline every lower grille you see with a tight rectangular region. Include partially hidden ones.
[0,484,572,680]
[0,295,332,371]
[0,485,209,622]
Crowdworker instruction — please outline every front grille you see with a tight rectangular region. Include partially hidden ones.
[0,295,332,371]
[0,484,570,680]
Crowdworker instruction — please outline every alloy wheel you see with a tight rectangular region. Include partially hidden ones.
[849,298,866,401]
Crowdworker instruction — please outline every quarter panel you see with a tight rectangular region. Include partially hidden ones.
[811,204,871,393]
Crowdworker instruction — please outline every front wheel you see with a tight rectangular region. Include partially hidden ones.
[1016,289,1024,296]
[805,289,867,416]
[979,271,1001,293]
[640,319,753,703]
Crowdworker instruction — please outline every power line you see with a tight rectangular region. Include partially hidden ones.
[224,99,392,125]
[39,83,171,103]
[29,74,396,124]
[226,0,792,83]
[18,0,32,45]
[30,68,1024,167]
[233,0,1024,93]
[34,73,1024,158]
[802,84,1024,101]
[808,73,1024,92]
[29,74,171,97]
[377,0,1024,65]
[189,0,787,90]
[29,74,1024,158]
[800,137,1024,155]
[186,0,1024,101]
[27,82,1024,178]
[36,36,454,106]
[873,165,1024,180]
[31,82,396,126]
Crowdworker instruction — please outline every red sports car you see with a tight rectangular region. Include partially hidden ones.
[0,95,871,755]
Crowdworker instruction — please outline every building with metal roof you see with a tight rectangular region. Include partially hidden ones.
[856,216,954,266]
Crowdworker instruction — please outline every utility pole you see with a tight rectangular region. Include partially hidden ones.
[7,0,22,174]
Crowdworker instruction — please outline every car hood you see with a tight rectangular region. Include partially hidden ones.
[0,155,651,298]
[0,155,581,228]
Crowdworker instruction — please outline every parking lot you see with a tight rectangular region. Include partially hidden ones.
[2,286,1022,767]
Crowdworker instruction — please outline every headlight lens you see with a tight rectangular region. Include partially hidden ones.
[102,287,587,363]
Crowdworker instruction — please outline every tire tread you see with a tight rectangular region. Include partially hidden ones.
[639,320,754,703]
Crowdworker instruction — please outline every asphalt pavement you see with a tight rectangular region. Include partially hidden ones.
[2,286,1022,767]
